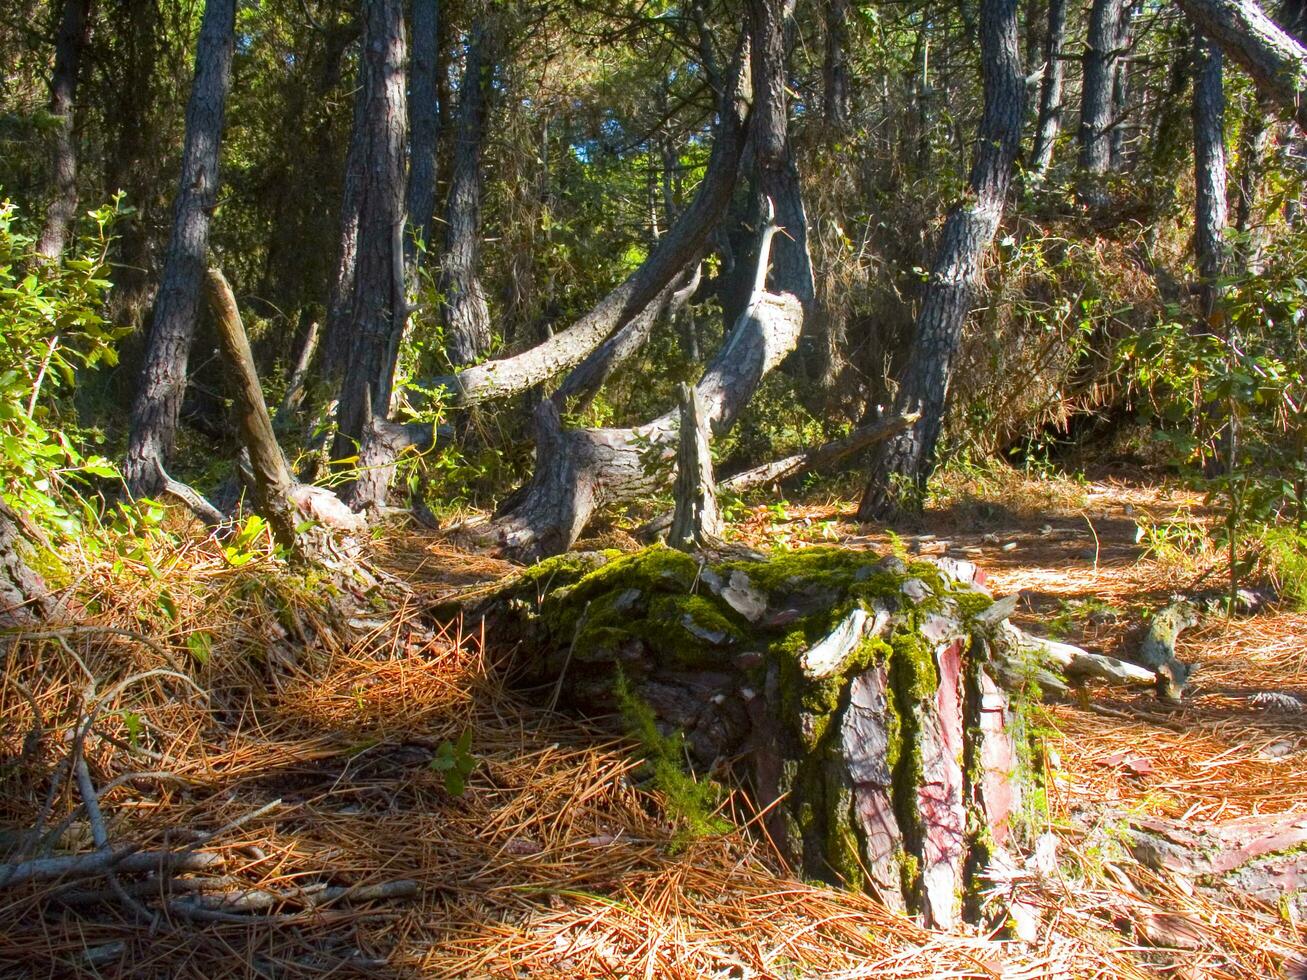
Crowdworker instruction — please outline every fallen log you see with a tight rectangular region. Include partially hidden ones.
[439,544,1031,928]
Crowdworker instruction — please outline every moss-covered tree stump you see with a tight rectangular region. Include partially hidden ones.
[450,544,1033,928]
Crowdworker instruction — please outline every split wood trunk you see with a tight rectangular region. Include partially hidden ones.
[668,383,722,550]
[444,545,1034,928]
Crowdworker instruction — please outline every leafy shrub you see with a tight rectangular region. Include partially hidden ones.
[0,197,126,537]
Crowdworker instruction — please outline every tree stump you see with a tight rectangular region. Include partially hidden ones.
[443,545,1035,927]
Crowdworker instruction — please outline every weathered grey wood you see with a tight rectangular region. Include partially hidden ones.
[122,0,236,496]
[668,383,722,551]
[205,268,300,554]
[277,319,320,419]
[413,44,750,407]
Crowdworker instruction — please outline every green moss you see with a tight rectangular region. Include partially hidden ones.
[720,546,870,597]
[951,589,994,620]
[825,778,866,891]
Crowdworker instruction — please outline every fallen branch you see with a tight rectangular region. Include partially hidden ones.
[642,411,918,539]
[0,847,224,888]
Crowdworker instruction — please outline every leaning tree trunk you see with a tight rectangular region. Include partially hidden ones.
[437,18,495,367]
[491,218,804,561]
[445,545,1032,929]
[36,0,93,260]
[1078,0,1133,201]
[1028,0,1067,179]
[0,503,55,625]
[330,0,407,510]
[405,0,440,274]
[1172,0,1307,132]
[859,0,1023,520]
[1193,33,1227,323]
[121,0,235,497]
[411,43,751,407]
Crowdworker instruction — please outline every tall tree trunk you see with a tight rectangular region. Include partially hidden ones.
[405,0,440,271]
[36,0,93,260]
[859,0,1024,521]
[438,19,494,366]
[121,0,236,497]
[1028,0,1066,178]
[822,0,851,130]
[1173,0,1307,132]
[1110,27,1133,168]
[1193,33,1227,322]
[330,0,408,509]
[103,0,163,327]
[1079,0,1132,196]
[322,39,369,379]
[750,0,814,306]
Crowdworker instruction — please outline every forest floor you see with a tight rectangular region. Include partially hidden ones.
[3,471,1306,978]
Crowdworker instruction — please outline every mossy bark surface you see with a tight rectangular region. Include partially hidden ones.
[446,545,1033,926]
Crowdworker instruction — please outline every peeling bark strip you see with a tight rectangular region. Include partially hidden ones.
[443,546,1037,926]
[859,0,1023,519]
[415,46,751,407]
[1173,0,1307,134]
[36,0,94,259]
[122,0,236,497]
[669,383,723,551]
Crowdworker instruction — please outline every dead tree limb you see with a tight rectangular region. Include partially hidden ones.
[415,44,750,408]
[642,411,918,540]
[206,268,304,555]
[277,319,320,419]
[668,382,723,550]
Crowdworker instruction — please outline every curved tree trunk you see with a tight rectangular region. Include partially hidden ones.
[330,0,408,511]
[859,0,1024,520]
[438,19,495,367]
[1078,0,1133,199]
[121,0,236,497]
[36,0,93,260]
[412,45,751,407]
[1193,33,1227,322]
[1028,0,1066,179]
[405,0,440,273]
[1173,0,1307,132]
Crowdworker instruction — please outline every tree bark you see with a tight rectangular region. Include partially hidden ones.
[36,0,94,260]
[749,0,814,307]
[121,0,236,497]
[205,269,301,556]
[822,0,852,130]
[330,0,408,511]
[405,0,440,272]
[437,19,495,367]
[1192,33,1227,322]
[322,32,369,379]
[1172,0,1307,132]
[859,0,1024,520]
[0,502,55,625]
[668,383,723,550]
[1028,0,1066,178]
[1232,98,1271,273]
[1078,0,1133,195]
[413,46,751,407]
